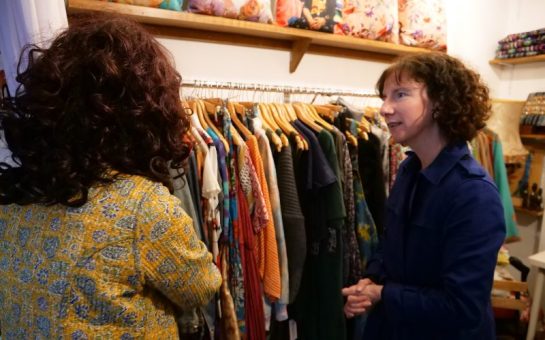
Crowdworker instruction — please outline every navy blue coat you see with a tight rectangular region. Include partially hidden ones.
[364,143,506,339]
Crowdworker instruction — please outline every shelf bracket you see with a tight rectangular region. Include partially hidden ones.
[290,38,312,73]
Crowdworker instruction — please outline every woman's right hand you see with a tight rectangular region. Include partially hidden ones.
[341,278,374,318]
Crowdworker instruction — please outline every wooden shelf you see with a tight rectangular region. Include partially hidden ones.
[514,205,543,217]
[489,54,545,66]
[67,0,431,73]
[521,134,545,142]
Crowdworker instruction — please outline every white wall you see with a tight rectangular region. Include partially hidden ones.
[157,37,388,95]
[498,0,545,99]
[444,0,508,98]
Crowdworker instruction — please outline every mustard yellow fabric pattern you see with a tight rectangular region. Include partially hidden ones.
[0,175,221,339]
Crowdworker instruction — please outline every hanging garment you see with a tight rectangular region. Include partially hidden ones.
[235,151,266,340]
[219,108,247,336]
[218,247,242,340]
[309,129,346,340]
[171,165,204,241]
[371,124,392,197]
[388,143,406,192]
[471,130,520,242]
[358,133,387,236]
[339,133,363,286]
[198,130,222,253]
[246,135,281,301]
[492,139,519,242]
[255,125,291,324]
[187,151,206,239]
[347,143,379,270]
[274,141,306,303]
[206,128,229,261]
[290,120,346,339]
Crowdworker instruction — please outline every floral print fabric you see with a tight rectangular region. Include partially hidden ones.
[187,0,274,23]
[337,0,399,43]
[0,175,221,339]
[398,0,447,50]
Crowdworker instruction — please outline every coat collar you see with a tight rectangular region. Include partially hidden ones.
[402,142,471,185]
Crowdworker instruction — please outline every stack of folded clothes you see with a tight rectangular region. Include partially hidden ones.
[495,28,545,59]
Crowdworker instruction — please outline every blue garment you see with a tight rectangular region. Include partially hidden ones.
[364,143,505,340]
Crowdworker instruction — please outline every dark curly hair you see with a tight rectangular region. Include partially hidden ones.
[376,52,490,144]
[0,13,192,206]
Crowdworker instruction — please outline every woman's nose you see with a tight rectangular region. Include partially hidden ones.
[380,101,393,116]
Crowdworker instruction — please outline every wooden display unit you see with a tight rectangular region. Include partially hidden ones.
[67,0,431,72]
[489,54,545,66]
[514,205,543,218]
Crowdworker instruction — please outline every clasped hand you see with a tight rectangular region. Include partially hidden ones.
[341,278,383,318]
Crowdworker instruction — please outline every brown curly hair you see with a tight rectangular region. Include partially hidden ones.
[376,52,490,144]
[0,13,191,206]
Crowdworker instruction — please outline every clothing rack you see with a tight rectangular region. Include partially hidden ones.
[181,79,379,103]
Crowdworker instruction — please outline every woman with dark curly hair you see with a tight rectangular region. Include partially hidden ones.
[0,14,220,338]
[342,52,505,339]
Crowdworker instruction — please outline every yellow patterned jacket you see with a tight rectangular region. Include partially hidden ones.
[0,175,221,339]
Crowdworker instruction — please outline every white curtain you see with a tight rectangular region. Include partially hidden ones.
[0,0,68,164]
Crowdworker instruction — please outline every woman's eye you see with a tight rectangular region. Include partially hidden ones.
[396,92,407,99]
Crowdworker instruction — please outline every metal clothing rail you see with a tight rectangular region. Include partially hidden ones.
[181,79,378,101]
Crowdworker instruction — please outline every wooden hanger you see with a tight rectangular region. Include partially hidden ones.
[268,103,299,150]
[188,99,209,129]
[210,99,244,148]
[182,99,203,131]
[197,99,230,153]
[305,103,335,131]
[273,103,308,151]
[323,103,343,111]
[233,102,250,127]
[357,115,371,138]
[313,104,337,122]
[283,103,310,150]
[283,103,299,122]
[343,116,369,140]
[345,131,358,147]
[238,102,283,152]
[230,125,244,147]
[202,98,221,117]
[258,103,280,132]
[227,101,252,140]
[269,103,292,136]
[293,102,322,132]
[207,99,245,147]
[364,106,378,120]
[259,103,289,147]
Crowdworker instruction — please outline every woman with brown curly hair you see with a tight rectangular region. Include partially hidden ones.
[342,52,505,339]
[0,14,220,338]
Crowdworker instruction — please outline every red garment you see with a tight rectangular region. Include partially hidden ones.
[236,177,266,340]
